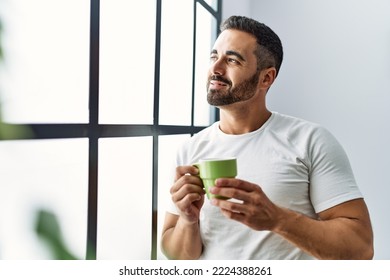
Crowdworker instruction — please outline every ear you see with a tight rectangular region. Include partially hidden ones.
[259,67,277,90]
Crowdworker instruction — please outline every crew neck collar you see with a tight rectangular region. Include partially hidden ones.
[215,112,276,138]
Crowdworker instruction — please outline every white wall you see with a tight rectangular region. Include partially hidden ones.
[223,0,390,259]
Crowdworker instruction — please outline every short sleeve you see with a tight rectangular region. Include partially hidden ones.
[308,127,362,213]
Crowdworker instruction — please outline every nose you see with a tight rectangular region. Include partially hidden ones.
[209,57,225,76]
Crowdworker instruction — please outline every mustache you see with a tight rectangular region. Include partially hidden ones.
[209,75,232,86]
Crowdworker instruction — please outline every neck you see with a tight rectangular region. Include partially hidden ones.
[218,104,271,135]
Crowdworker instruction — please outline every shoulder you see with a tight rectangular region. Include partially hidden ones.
[268,112,345,164]
[270,112,320,131]
[269,112,332,143]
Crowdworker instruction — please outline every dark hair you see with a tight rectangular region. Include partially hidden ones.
[220,16,283,76]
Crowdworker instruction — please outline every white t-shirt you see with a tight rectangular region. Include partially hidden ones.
[167,112,362,259]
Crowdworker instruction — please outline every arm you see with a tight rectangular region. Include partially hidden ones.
[161,213,203,259]
[160,166,205,259]
[210,178,374,259]
[275,198,373,259]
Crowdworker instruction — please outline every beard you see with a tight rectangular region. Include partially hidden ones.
[207,71,260,106]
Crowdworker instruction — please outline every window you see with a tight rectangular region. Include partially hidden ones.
[0,0,221,259]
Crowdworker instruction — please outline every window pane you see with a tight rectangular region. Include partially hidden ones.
[203,0,219,10]
[0,139,88,259]
[0,0,89,123]
[194,3,217,126]
[99,0,156,124]
[157,134,190,259]
[159,0,193,125]
[98,137,152,259]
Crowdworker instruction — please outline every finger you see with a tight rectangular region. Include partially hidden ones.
[210,186,251,202]
[175,192,205,220]
[172,183,205,204]
[170,174,203,195]
[211,198,247,214]
[176,192,203,211]
[170,175,204,206]
[219,207,246,221]
[215,178,260,192]
[175,165,199,181]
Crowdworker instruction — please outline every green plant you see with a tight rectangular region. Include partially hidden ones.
[35,209,78,260]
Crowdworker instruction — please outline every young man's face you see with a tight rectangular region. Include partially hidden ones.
[207,29,261,107]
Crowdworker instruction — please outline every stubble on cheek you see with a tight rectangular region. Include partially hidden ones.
[206,72,260,106]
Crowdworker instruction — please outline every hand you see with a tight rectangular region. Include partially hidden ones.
[209,178,282,231]
[170,166,205,225]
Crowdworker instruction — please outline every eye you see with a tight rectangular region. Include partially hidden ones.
[227,58,239,64]
[210,55,218,61]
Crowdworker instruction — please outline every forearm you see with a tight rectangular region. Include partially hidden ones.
[274,207,374,260]
[161,217,203,260]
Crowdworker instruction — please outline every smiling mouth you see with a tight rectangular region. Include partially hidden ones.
[210,81,227,87]
[208,75,232,91]
[209,81,228,91]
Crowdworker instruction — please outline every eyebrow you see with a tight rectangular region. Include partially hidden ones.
[210,49,246,62]
[226,50,246,62]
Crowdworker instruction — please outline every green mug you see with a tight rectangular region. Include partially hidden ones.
[193,158,237,199]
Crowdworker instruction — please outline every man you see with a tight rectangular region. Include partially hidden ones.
[161,16,373,260]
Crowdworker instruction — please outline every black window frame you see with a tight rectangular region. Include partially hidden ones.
[0,0,222,260]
